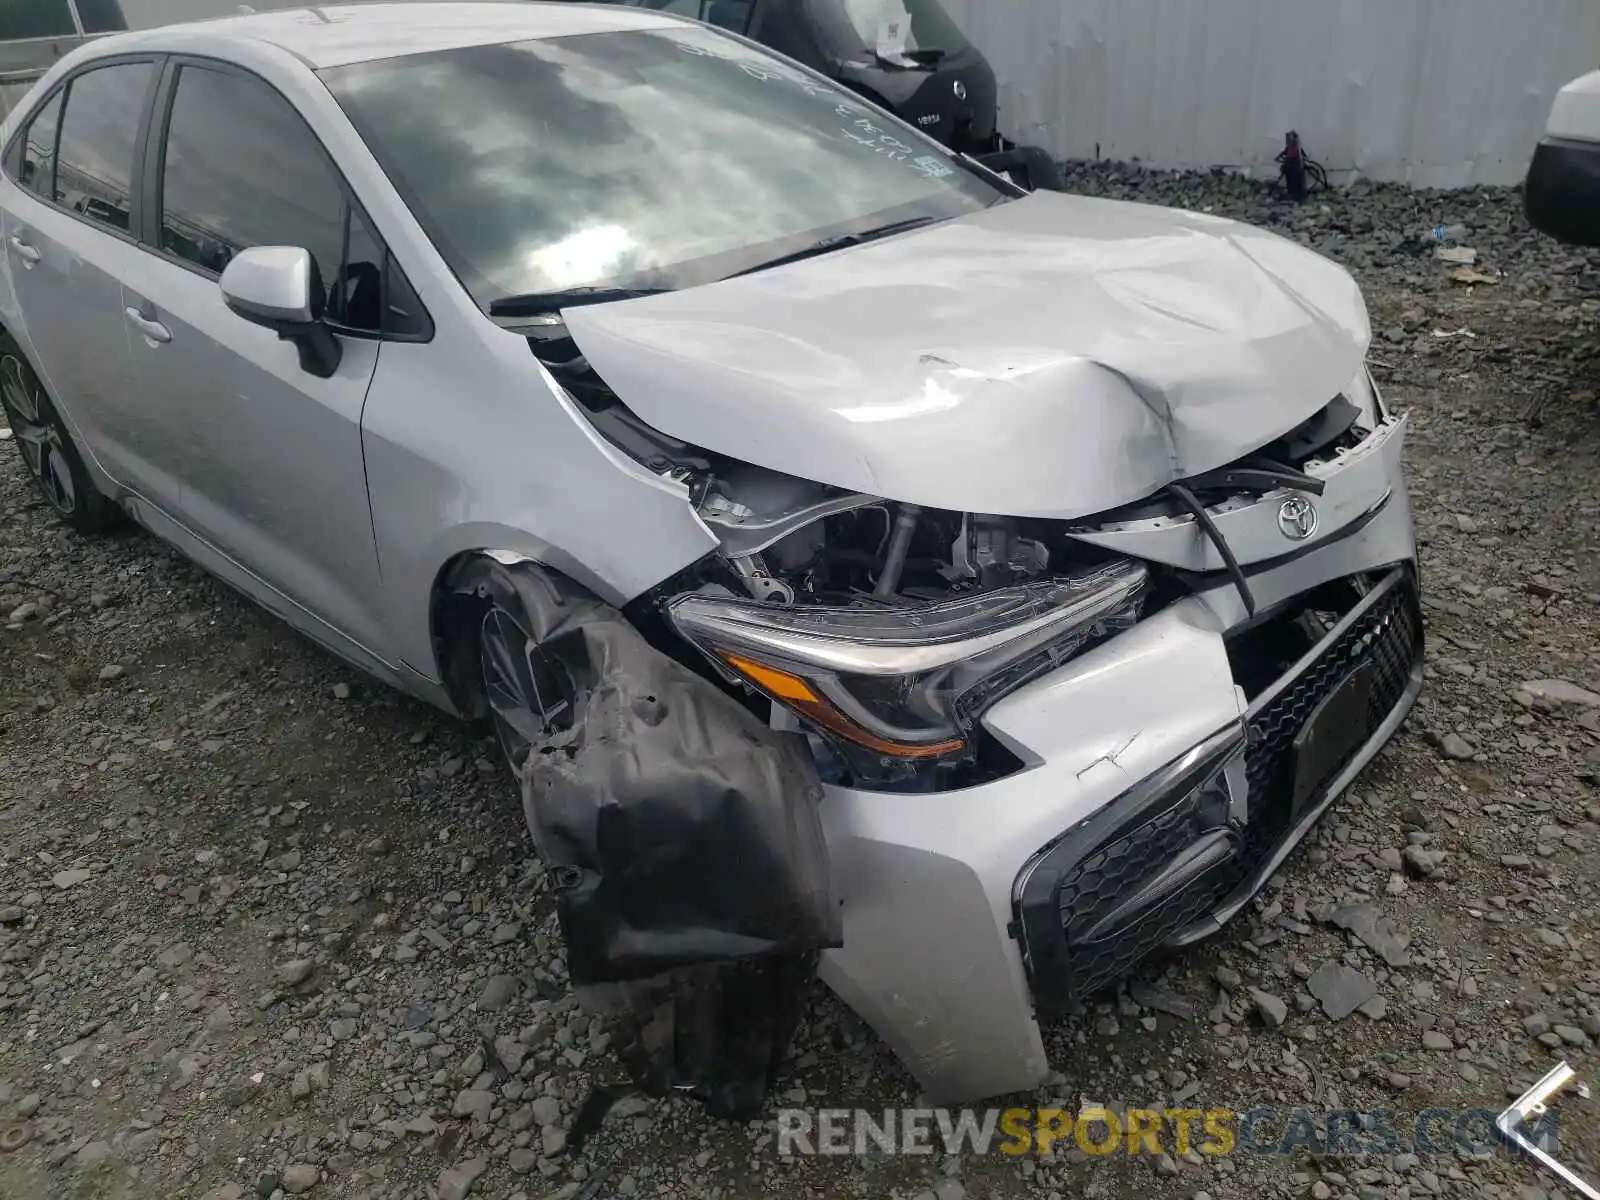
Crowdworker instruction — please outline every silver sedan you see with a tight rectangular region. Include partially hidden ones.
[0,1,1421,1114]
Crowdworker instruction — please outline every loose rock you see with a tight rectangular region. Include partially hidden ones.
[1307,961,1379,1021]
[275,959,315,987]
[1249,989,1288,1030]
[437,1157,488,1200]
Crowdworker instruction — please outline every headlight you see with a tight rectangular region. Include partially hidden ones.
[666,560,1148,779]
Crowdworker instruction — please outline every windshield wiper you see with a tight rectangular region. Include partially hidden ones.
[729,216,942,278]
[488,287,669,318]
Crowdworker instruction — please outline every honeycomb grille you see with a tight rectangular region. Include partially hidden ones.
[1048,571,1421,1001]
[1239,574,1421,862]
[1055,769,1236,999]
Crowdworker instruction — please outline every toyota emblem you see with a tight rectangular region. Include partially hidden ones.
[1277,495,1319,541]
[953,80,968,100]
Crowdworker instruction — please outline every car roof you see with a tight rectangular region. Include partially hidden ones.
[97,2,684,70]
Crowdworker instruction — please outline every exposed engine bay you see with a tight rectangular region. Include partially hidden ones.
[532,329,1383,794]
[698,468,1080,604]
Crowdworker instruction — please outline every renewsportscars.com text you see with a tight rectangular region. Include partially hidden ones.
[775,1105,1553,1159]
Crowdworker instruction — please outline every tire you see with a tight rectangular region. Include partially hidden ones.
[976,143,1066,193]
[447,558,589,781]
[0,334,118,534]
[1015,143,1067,192]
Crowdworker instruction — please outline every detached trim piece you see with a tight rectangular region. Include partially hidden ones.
[1497,1062,1600,1200]
[1173,565,1423,942]
[462,566,842,982]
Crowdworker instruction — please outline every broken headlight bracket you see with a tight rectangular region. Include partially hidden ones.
[1498,1061,1600,1200]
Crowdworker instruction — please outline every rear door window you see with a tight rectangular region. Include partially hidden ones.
[52,60,155,233]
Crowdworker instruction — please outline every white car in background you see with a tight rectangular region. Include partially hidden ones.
[1526,67,1600,246]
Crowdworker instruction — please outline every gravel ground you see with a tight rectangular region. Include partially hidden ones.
[1,164,1598,1200]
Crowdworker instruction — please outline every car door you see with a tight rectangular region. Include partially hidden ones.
[0,56,167,503]
[121,57,395,658]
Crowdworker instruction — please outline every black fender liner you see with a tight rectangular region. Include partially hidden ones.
[453,560,842,1116]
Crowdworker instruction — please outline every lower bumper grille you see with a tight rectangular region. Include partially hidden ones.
[1238,570,1422,864]
[1014,566,1423,1014]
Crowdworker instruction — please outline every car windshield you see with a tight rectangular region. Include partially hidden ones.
[320,24,1003,308]
[804,0,972,61]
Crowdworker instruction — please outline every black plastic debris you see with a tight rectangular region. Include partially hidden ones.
[1276,130,1329,202]
[566,1085,624,1156]
[579,954,818,1119]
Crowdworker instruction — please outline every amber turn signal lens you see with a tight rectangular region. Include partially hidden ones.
[719,652,966,759]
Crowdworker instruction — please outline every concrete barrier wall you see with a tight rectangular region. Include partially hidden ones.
[945,0,1600,187]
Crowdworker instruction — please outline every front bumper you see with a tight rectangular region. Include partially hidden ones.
[1015,564,1421,1016]
[816,475,1420,1105]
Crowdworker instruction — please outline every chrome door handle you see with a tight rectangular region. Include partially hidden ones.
[9,235,40,266]
[125,307,171,344]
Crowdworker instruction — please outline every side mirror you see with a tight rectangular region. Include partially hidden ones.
[219,246,342,379]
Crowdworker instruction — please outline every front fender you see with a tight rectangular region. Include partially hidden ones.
[359,326,719,688]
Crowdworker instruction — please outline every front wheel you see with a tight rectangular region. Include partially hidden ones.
[476,589,582,780]
[0,336,117,533]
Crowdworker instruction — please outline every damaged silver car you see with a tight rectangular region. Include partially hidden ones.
[0,1,1422,1115]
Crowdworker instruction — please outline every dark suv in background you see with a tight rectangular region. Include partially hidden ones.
[574,0,1064,189]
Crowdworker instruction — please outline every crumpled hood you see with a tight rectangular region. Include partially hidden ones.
[561,191,1371,519]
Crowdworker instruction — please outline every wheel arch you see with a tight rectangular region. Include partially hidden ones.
[427,549,597,720]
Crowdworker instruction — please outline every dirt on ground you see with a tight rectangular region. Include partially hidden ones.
[0,166,1598,1200]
